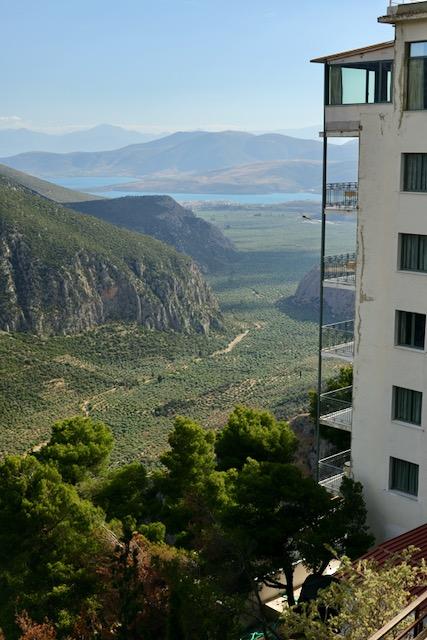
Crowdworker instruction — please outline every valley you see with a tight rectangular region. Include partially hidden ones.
[0,197,355,466]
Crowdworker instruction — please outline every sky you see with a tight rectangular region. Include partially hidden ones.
[2,0,395,133]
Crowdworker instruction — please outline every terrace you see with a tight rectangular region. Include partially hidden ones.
[318,449,351,496]
[326,182,358,211]
[319,386,353,432]
[323,253,356,289]
[321,320,354,362]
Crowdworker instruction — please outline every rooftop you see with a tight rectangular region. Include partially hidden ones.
[362,523,427,596]
[380,0,427,23]
[311,41,394,65]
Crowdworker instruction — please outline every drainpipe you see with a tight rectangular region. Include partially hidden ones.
[315,64,328,482]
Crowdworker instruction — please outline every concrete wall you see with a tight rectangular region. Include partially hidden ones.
[351,15,427,541]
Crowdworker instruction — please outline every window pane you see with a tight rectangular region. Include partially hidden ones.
[327,61,392,106]
[408,58,426,109]
[415,314,426,348]
[403,154,427,191]
[341,67,367,104]
[396,310,426,349]
[368,70,375,104]
[410,42,427,57]
[393,386,422,425]
[399,234,427,272]
[390,457,419,496]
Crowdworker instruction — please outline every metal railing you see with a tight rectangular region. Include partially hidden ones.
[319,449,351,496]
[390,0,424,5]
[322,320,354,361]
[320,386,353,431]
[324,253,356,286]
[326,182,358,210]
[368,590,427,640]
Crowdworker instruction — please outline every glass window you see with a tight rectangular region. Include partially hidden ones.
[327,61,392,106]
[407,42,427,109]
[403,154,427,191]
[396,310,426,349]
[393,386,422,425]
[399,234,427,272]
[390,457,419,496]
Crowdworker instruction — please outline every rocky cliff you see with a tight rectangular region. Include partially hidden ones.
[282,264,355,321]
[0,178,221,336]
[68,195,237,272]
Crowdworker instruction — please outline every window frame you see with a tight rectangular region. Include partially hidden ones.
[326,60,393,107]
[392,385,423,426]
[398,233,427,273]
[406,40,427,111]
[395,309,426,350]
[389,456,419,497]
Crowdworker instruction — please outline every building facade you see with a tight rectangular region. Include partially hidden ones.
[313,0,427,541]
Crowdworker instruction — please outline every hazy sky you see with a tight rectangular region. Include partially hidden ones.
[3,0,394,133]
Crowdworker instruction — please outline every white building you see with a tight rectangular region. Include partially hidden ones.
[313,0,427,542]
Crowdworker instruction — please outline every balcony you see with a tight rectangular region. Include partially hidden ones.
[322,320,354,362]
[367,590,427,640]
[323,253,356,289]
[319,386,353,431]
[326,182,358,211]
[319,449,351,496]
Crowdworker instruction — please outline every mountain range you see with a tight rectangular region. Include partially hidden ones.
[0,175,220,336]
[0,130,358,193]
[0,124,163,157]
[0,164,235,272]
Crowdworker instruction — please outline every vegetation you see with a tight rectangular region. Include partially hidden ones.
[0,201,355,463]
[0,410,373,639]
[280,550,427,640]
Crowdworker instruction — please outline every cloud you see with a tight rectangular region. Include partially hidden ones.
[0,115,24,129]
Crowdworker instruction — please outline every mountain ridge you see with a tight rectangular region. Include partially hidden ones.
[0,131,358,182]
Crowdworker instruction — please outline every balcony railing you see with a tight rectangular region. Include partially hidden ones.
[319,449,351,496]
[319,386,353,431]
[322,320,354,361]
[326,182,358,210]
[368,590,427,640]
[323,253,356,288]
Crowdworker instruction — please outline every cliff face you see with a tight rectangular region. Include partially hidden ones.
[285,264,355,321]
[0,179,221,336]
[69,196,237,272]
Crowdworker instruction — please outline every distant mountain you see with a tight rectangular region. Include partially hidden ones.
[0,163,102,203]
[0,176,220,336]
[103,159,357,195]
[0,130,358,180]
[0,124,163,156]
[69,196,237,272]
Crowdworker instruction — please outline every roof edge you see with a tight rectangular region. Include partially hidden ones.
[311,40,395,64]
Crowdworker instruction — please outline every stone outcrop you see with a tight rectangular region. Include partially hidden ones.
[0,179,221,336]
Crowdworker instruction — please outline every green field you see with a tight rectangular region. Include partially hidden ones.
[0,204,356,465]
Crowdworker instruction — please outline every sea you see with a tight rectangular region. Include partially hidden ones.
[48,176,321,205]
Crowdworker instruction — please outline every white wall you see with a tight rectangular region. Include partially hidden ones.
[351,15,427,541]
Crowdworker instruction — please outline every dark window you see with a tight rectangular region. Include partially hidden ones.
[407,42,427,110]
[396,310,426,349]
[327,61,392,106]
[390,457,419,496]
[393,386,422,425]
[399,233,427,272]
[403,154,427,191]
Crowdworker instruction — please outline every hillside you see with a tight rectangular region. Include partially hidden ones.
[0,130,357,180]
[103,159,357,195]
[69,195,237,272]
[0,163,102,203]
[0,177,220,336]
